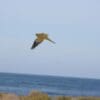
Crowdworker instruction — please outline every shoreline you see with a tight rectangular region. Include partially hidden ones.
[0,91,100,100]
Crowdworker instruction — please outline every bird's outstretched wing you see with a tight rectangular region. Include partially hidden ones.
[31,39,42,49]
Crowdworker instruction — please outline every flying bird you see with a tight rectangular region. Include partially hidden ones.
[31,33,55,49]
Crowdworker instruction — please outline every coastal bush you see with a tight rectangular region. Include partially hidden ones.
[56,96,72,100]
[78,96,100,100]
[19,91,51,100]
[1,92,100,100]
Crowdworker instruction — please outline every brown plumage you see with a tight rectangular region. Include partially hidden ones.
[31,33,55,49]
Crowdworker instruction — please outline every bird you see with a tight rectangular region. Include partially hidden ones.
[31,32,55,49]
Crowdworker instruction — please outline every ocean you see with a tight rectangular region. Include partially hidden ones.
[0,73,100,96]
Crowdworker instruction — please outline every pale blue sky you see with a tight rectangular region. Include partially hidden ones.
[0,0,100,79]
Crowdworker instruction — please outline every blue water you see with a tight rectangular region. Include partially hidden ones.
[0,73,100,96]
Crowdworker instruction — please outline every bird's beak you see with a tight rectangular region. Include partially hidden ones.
[46,38,55,44]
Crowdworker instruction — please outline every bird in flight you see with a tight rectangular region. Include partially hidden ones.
[31,32,55,49]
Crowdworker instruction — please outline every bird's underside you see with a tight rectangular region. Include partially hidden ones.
[31,33,55,49]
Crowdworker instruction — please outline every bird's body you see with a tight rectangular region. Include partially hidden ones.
[31,33,55,49]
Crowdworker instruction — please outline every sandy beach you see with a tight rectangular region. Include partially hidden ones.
[0,91,100,100]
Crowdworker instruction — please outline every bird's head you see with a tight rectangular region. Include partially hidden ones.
[36,33,38,37]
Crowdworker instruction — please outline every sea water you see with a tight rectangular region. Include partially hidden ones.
[0,72,100,96]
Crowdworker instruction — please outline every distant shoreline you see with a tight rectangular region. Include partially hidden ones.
[0,72,100,80]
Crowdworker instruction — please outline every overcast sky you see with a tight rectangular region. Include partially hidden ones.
[0,0,100,79]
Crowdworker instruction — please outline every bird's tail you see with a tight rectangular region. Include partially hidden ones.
[46,38,55,44]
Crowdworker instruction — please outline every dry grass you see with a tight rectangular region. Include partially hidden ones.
[56,96,72,100]
[0,91,100,100]
[49,96,100,100]
[77,96,100,100]
[19,91,51,100]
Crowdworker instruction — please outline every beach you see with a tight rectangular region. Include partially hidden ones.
[0,91,100,100]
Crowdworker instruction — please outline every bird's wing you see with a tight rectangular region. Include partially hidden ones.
[31,39,42,49]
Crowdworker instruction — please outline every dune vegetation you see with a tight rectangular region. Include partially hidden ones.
[0,91,100,100]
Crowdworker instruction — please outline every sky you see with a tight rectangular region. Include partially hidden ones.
[0,0,100,79]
